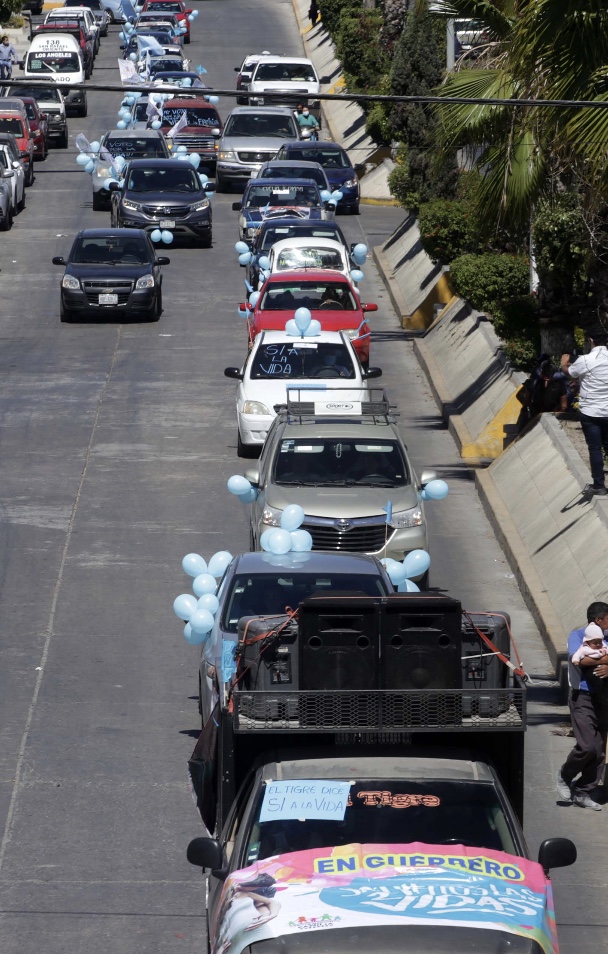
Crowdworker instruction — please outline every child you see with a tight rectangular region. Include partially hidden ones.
[572,622,608,664]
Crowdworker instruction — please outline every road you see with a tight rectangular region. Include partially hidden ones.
[0,1,605,951]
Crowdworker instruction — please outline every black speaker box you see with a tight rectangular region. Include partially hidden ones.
[380,595,463,691]
[298,597,379,691]
[461,611,511,716]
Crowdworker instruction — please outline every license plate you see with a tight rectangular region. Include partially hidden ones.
[99,294,118,305]
[159,219,175,228]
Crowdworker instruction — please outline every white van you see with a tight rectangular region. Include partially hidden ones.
[22,33,87,117]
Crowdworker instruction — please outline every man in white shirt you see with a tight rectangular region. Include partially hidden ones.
[561,330,608,495]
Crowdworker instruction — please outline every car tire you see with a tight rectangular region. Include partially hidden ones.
[199,231,212,249]
[152,287,162,321]
[350,203,360,215]
[0,206,12,231]
[58,130,68,149]
[92,191,105,211]
[215,174,228,193]
[78,101,88,118]
[237,430,258,459]
[25,162,34,187]
[17,190,25,213]
[185,33,190,44]
[60,300,74,323]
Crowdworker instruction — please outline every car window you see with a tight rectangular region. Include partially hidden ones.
[261,166,325,187]
[224,114,297,139]
[254,62,317,83]
[162,106,219,127]
[261,281,357,311]
[126,166,199,193]
[273,439,409,488]
[0,117,23,135]
[104,136,166,158]
[27,52,81,73]
[222,572,388,632]
[0,150,8,169]
[243,779,519,865]
[71,235,151,264]
[250,341,355,380]
[282,147,350,169]
[9,85,61,102]
[24,104,36,121]
[244,184,319,209]
[275,246,343,271]
[147,0,182,9]
[259,225,343,252]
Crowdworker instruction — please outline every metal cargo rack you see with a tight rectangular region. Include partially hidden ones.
[278,387,397,425]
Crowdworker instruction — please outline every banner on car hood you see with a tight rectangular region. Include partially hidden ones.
[210,842,557,954]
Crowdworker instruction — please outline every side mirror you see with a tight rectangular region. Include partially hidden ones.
[362,302,378,313]
[537,838,577,874]
[12,160,20,169]
[419,469,437,487]
[244,468,260,486]
[232,201,242,211]
[211,127,221,137]
[155,256,171,265]
[224,367,243,380]
[365,367,382,379]
[186,837,227,875]
[203,181,216,193]
[52,256,66,265]
[234,66,240,71]
[108,180,120,192]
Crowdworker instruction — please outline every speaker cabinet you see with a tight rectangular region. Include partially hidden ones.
[298,597,379,691]
[380,596,462,690]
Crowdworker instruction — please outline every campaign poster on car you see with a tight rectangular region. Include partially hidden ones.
[210,842,557,954]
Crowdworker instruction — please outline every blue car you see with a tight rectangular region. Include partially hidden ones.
[232,177,326,243]
[275,140,361,213]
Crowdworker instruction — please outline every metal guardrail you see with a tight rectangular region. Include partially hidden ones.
[232,685,526,733]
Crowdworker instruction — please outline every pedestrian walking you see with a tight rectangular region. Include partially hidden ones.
[561,330,608,495]
[0,35,19,81]
[556,601,608,810]
[308,0,320,27]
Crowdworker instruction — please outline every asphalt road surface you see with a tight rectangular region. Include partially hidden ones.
[0,1,605,951]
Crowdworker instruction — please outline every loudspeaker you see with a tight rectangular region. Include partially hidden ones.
[380,596,463,690]
[298,597,379,691]
[461,611,511,716]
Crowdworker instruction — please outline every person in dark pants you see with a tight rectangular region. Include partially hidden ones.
[308,0,320,26]
[557,601,608,810]
[561,330,608,495]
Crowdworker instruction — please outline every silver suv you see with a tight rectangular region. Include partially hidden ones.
[243,390,436,580]
[216,106,301,192]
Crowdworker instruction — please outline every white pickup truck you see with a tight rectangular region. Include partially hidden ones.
[247,54,321,120]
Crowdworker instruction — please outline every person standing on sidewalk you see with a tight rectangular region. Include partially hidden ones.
[561,330,608,496]
[557,601,608,810]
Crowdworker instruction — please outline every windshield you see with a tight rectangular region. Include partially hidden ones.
[0,117,23,135]
[282,147,350,169]
[224,113,297,138]
[261,281,357,311]
[71,235,151,264]
[275,246,343,271]
[161,106,218,127]
[27,52,80,73]
[274,439,409,487]
[259,225,342,252]
[245,184,319,209]
[146,0,182,9]
[126,166,198,193]
[254,62,317,82]
[244,779,518,864]
[261,166,326,187]
[9,85,61,102]
[104,136,166,158]
[250,341,355,380]
[223,572,388,632]
[149,58,184,74]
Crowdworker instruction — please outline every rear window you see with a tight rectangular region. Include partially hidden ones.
[259,225,343,252]
[104,136,167,158]
[261,280,357,311]
[161,106,219,127]
[0,117,24,135]
[245,184,319,208]
[261,165,326,187]
[250,341,355,380]
[254,61,317,82]
[224,113,297,139]
[27,51,81,73]
[275,246,343,271]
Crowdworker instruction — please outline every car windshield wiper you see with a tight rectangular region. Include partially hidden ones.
[355,478,399,487]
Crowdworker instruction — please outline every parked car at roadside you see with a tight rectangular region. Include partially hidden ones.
[0,155,15,229]
[20,97,49,161]
[0,133,26,212]
[0,109,35,185]
[4,85,68,148]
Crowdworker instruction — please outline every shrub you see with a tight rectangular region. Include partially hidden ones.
[502,335,540,370]
[336,9,389,92]
[532,195,588,300]
[318,0,359,38]
[418,198,483,263]
[0,0,23,25]
[388,157,419,212]
[449,253,530,313]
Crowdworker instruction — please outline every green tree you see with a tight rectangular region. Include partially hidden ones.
[0,0,23,23]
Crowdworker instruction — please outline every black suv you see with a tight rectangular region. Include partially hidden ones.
[110,158,214,247]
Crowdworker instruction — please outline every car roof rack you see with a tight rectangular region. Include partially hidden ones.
[275,387,397,425]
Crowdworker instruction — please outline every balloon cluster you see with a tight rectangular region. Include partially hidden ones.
[227,474,258,504]
[320,188,344,208]
[381,550,430,592]
[285,307,321,338]
[187,8,199,21]
[75,138,101,175]
[260,504,313,555]
[173,550,232,644]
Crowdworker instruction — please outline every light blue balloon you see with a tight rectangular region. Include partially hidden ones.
[290,528,313,551]
[237,487,257,504]
[176,144,188,154]
[116,120,127,129]
[208,550,233,578]
[114,155,126,171]
[419,488,429,500]
[161,230,173,244]
[182,552,207,577]
[320,189,331,202]
[303,319,321,336]
[125,95,136,105]
[182,77,192,86]
[188,13,194,20]
[352,242,368,263]
[331,190,344,202]
[350,269,364,282]
[235,241,249,254]
[285,319,300,336]
[382,557,401,571]
[387,562,408,586]
[402,549,431,578]
[150,229,162,242]
[119,30,127,40]
[249,291,260,306]
[295,310,311,333]
[294,306,311,323]
[258,255,270,271]
[129,52,138,61]
[227,474,251,496]
[84,160,96,174]
[239,251,252,266]
[151,120,162,129]
[192,573,217,597]
[260,528,274,552]
[189,607,215,635]
[207,96,219,105]
[398,579,420,592]
[190,8,198,15]
[189,153,201,169]
[197,593,219,615]
[184,622,207,645]
[423,479,449,500]
[76,152,90,166]
[199,173,209,184]
[280,504,305,532]
[173,593,198,619]
[177,154,190,162]
[268,528,292,555]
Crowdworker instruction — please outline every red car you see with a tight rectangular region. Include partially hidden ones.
[242,269,377,366]
[20,97,49,161]
[162,97,222,171]
[142,0,193,43]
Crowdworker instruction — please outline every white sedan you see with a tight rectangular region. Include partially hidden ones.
[254,236,359,290]
[224,329,381,456]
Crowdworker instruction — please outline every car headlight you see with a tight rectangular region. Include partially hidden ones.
[61,274,80,290]
[262,504,283,527]
[135,275,155,289]
[243,400,270,415]
[246,226,258,236]
[389,506,424,529]
[219,149,236,160]
[343,176,358,187]
[122,198,142,211]
[346,328,360,339]
[95,164,112,178]
[191,198,210,211]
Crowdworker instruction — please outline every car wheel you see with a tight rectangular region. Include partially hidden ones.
[237,430,258,459]
[78,101,88,118]
[184,33,190,44]
[60,300,74,323]
[350,203,360,215]
[25,163,34,187]
[17,190,25,213]
[153,287,162,321]
[215,174,228,193]
[92,191,105,211]
[58,130,68,149]
[199,231,212,249]
[0,206,11,231]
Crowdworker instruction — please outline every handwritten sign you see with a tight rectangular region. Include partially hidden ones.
[260,779,351,822]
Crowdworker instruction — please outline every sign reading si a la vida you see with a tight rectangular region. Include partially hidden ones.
[260,779,351,821]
